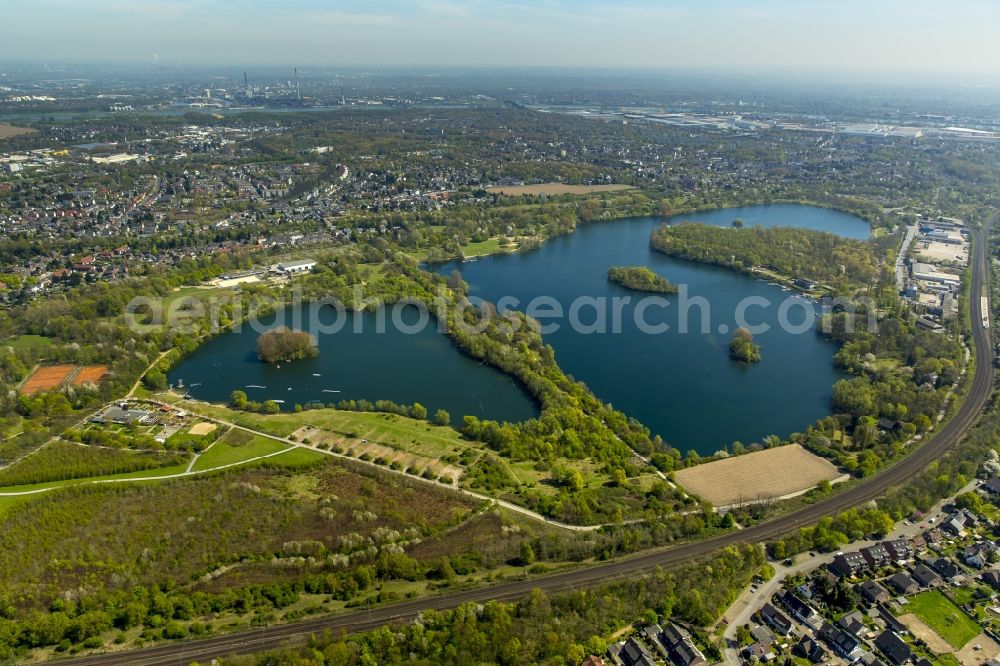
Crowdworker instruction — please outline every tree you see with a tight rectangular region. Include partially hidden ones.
[519,542,535,566]
[729,328,761,363]
[410,403,428,420]
[142,370,167,391]
[230,390,248,409]
[433,409,451,426]
[732,218,744,228]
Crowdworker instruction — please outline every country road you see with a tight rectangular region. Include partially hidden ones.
[56,222,996,666]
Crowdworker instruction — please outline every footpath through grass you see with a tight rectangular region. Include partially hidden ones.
[192,432,290,471]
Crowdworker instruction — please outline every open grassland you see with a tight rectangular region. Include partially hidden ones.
[487,183,633,196]
[0,463,480,610]
[0,440,189,487]
[906,590,981,649]
[3,334,54,352]
[192,429,290,471]
[0,124,35,139]
[674,444,843,506]
[182,401,472,458]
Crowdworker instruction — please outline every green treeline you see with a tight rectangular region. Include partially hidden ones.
[607,266,678,294]
[771,400,1000,559]
[650,223,878,293]
[216,543,765,666]
[0,441,187,488]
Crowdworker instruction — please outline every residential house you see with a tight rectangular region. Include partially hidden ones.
[819,621,863,662]
[942,510,970,537]
[778,590,820,627]
[837,611,866,638]
[831,552,869,578]
[751,625,776,648]
[884,539,913,561]
[887,572,919,596]
[759,603,793,636]
[963,541,998,569]
[931,557,961,580]
[582,657,605,666]
[861,544,892,569]
[981,569,1000,591]
[652,623,706,666]
[858,580,890,605]
[608,638,657,666]
[874,631,912,666]
[910,564,942,588]
[794,635,828,664]
[981,477,1000,495]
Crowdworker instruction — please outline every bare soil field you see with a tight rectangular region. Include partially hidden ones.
[899,613,952,655]
[0,124,35,139]
[673,444,842,506]
[487,183,633,196]
[72,365,108,387]
[20,365,76,394]
[956,632,1000,665]
[188,422,218,436]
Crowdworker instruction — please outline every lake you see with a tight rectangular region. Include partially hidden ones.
[436,204,870,455]
[168,307,539,424]
[171,203,869,455]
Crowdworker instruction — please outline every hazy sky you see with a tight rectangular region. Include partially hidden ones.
[5,0,999,74]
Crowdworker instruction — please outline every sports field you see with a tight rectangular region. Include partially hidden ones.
[20,365,76,394]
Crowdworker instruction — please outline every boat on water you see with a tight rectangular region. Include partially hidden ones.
[272,399,285,404]
[312,373,322,377]
[246,385,266,389]
[322,389,341,393]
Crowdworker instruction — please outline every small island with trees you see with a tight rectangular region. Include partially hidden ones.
[607,265,678,294]
[257,327,319,364]
[729,328,761,363]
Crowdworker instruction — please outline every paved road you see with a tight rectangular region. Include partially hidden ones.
[57,223,996,666]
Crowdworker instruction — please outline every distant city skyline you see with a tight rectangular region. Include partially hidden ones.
[3,0,999,79]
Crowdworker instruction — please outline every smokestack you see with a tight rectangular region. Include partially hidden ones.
[244,71,250,98]
[295,68,300,100]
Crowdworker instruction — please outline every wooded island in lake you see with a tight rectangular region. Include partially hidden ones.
[607,265,678,294]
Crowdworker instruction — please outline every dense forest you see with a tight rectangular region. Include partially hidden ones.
[650,223,879,294]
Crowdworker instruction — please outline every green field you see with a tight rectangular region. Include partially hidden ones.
[192,431,290,470]
[183,401,475,460]
[3,334,54,352]
[907,590,981,648]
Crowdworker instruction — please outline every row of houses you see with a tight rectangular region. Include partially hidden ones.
[606,622,707,666]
